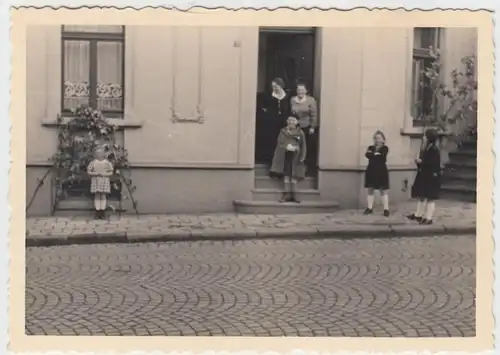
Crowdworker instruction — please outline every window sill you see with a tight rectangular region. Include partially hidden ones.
[400,126,452,138]
[41,117,143,129]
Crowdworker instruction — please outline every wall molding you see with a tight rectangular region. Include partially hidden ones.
[320,164,416,172]
[170,27,205,124]
[41,117,143,129]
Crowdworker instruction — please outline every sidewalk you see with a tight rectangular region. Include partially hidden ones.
[26,200,476,247]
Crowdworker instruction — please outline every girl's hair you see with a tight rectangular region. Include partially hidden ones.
[373,130,386,142]
[272,77,285,90]
[287,115,299,126]
[425,128,439,144]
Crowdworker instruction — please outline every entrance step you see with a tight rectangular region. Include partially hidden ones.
[234,200,340,214]
[254,176,317,189]
[252,188,320,201]
[54,197,126,217]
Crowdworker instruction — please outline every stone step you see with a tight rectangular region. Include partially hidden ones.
[441,182,476,203]
[255,164,270,177]
[233,200,340,214]
[54,197,126,217]
[252,188,321,202]
[254,176,317,189]
[448,151,477,165]
[441,172,476,184]
[459,140,477,149]
[445,161,477,171]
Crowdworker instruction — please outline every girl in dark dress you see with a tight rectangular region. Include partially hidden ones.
[364,130,390,217]
[407,128,442,225]
[270,115,307,203]
[257,78,291,165]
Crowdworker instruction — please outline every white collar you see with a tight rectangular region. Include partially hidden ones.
[294,95,307,103]
[272,90,286,100]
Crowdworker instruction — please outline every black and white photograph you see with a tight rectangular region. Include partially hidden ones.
[13,7,493,349]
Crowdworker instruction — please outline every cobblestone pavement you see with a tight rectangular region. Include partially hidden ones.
[26,235,476,337]
[26,201,476,240]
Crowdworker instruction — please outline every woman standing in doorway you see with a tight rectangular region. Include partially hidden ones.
[256,78,291,165]
[290,82,318,176]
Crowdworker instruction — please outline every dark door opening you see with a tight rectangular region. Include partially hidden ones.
[255,28,316,168]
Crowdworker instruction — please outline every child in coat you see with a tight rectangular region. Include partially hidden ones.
[270,115,307,203]
[407,128,442,225]
[364,130,390,216]
[87,147,114,220]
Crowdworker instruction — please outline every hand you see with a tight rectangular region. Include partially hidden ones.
[415,158,422,164]
[374,152,381,156]
[286,144,294,151]
[309,127,315,135]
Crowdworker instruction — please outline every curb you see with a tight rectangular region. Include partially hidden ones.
[26,224,476,247]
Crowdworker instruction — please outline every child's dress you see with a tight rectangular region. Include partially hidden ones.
[364,145,390,190]
[88,159,113,194]
[411,144,441,200]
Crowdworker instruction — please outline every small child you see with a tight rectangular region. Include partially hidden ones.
[407,128,441,225]
[269,115,307,203]
[87,147,114,220]
[363,130,390,217]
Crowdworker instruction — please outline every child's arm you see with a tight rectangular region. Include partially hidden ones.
[277,130,288,149]
[87,161,98,176]
[380,145,389,160]
[365,146,374,159]
[101,161,114,177]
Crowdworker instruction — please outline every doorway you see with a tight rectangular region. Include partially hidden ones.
[254,27,317,169]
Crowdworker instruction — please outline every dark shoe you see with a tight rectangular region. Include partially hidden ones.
[279,193,290,203]
[419,219,433,225]
[289,193,300,203]
[406,214,422,222]
[94,210,100,220]
[383,209,390,217]
[364,208,373,215]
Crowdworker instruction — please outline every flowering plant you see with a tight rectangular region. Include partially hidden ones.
[27,105,139,215]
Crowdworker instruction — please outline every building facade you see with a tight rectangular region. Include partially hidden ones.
[26,25,477,216]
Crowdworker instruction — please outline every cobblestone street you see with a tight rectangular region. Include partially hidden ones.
[25,235,476,337]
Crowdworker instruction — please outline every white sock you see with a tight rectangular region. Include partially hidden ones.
[415,201,422,217]
[382,194,389,210]
[100,197,107,211]
[425,202,436,220]
[94,197,100,210]
[367,195,374,209]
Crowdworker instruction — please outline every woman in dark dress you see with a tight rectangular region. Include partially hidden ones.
[256,78,291,165]
[363,130,390,217]
[407,128,442,225]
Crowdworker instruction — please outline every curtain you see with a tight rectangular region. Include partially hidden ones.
[63,40,90,110]
[97,42,123,111]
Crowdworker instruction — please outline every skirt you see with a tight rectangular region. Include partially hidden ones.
[411,170,441,200]
[364,165,389,190]
[90,176,111,194]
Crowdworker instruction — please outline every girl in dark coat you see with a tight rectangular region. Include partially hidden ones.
[407,128,442,225]
[363,130,390,217]
[270,115,307,203]
[256,77,291,165]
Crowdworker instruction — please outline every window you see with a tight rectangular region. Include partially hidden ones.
[411,27,442,123]
[61,25,125,116]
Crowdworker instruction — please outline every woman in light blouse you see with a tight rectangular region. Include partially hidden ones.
[290,82,318,176]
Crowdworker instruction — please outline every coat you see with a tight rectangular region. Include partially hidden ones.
[411,143,442,200]
[270,127,307,180]
[364,145,390,190]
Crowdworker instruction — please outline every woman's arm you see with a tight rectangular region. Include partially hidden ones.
[309,97,318,128]
[380,145,389,161]
[299,131,307,162]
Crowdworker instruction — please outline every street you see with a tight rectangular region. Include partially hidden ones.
[25,235,476,337]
